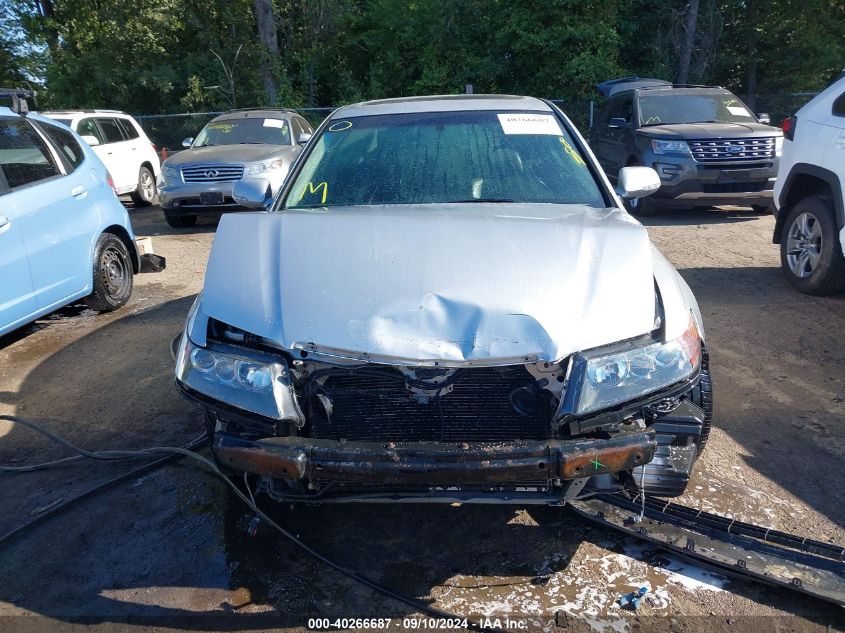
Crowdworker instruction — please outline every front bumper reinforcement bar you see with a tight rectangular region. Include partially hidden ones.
[214,430,657,485]
[570,493,845,607]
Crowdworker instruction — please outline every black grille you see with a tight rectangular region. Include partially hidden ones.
[306,366,553,442]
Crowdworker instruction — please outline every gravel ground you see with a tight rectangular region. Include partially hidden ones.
[0,203,843,633]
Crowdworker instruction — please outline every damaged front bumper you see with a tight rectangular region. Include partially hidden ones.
[213,429,657,498]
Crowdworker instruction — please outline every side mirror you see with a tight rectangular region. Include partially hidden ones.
[756,112,771,125]
[297,132,312,145]
[80,135,100,147]
[232,178,273,210]
[616,166,661,201]
[608,118,629,129]
[182,137,194,148]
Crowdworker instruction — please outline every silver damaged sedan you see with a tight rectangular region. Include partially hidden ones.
[174,95,712,505]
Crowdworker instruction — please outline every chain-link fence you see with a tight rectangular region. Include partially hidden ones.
[136,94,816,153]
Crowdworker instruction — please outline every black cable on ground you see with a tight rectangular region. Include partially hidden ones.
[0,414,501,632]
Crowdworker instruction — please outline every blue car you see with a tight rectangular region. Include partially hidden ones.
[0,98,151,337]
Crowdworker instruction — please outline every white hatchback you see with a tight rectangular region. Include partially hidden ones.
[773,73,845,294]
[43,110,161,206]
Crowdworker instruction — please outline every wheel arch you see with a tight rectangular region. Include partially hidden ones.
[774,164,843,243]
[102,224,140,274]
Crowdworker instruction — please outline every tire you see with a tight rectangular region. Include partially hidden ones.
[164,210,197,228]
[130,166,156,207]
[84,233,134,312]
[779,196,845,295]
[624,194,656,217]
[691,350,713,454]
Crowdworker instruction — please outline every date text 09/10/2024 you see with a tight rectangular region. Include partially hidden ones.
[307,618,529,630]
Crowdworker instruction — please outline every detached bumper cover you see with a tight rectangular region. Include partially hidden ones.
[213,429,657,485]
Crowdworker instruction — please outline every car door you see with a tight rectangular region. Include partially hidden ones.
[822,90,845,185]
[95,116,133,189]
[0,116,38,332]
[10,119,102,310]
[594,94,634,181]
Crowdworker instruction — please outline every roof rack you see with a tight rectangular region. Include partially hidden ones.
[44,109,126,115]
[0,87,37,115]
[224,106,291,114]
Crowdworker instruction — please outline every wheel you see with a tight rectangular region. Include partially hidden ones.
[130,166,156,207]
[779,196,845,295]
[624,194,656,217]
[84,233,134,312]
[164,210,197,228]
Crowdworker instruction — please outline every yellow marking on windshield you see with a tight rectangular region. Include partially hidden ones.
[328,120,352,132]
[300,181,328,204]
[558,136,586,166]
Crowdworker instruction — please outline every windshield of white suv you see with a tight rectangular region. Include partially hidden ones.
[638,92,758,126]
[284,110,605,209]
[193,117,291,147]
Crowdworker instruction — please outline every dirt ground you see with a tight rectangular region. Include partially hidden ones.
[0,202,843,633]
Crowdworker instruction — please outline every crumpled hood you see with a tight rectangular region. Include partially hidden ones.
[198,204,660,364]
[164,143,296,167]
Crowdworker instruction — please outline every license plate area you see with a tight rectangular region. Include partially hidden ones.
[718,169,752,183]
[200,191,225,206]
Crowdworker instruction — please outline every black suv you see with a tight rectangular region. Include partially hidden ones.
[590,78,783,215]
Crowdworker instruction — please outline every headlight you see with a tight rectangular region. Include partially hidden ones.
[161,164,180,181]
[775,136,783,157]
[570,316,702,416]
[651,139,690,155]
[248,159,285,175]
[175,335,301,420]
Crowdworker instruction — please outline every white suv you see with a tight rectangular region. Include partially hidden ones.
[42,110,161,206]
[773,73,845,294]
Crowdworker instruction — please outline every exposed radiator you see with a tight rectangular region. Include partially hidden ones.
[306,366,553,443]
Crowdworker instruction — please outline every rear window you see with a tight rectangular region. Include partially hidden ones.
[40,122,85,170]
[117,118,140,139]
[0,119,62,189]
[285,110,605,209]
[97,118,125,143]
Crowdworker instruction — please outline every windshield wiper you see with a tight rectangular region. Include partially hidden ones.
[447,198,515,203]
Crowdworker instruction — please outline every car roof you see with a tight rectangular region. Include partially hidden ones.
[214,108,293,121]
[42,109,128,117]
[334,94,553,118]
[0,108,70,126]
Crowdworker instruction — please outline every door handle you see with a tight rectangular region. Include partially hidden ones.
[71,185,87,198]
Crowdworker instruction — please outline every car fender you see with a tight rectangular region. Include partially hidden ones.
[774,163,844,242]
[651,245,704,342]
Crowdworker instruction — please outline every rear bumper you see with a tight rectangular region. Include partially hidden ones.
[213,429,657,486]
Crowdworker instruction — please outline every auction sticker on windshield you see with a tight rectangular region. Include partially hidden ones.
[497,113,560,135]
[263,119,286,128]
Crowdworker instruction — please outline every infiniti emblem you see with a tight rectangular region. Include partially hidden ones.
[204,169,220,177]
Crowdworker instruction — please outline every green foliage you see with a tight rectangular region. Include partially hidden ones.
[5,0,843,113]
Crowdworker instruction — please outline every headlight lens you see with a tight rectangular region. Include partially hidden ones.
[176,335,293,419]
[651,139,690,155]
[248,159,285,175]
[161,164,180,181]
[572,316,702,415]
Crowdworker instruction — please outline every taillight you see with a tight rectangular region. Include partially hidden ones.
[106,172,117,196]
[782,116,797,141]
